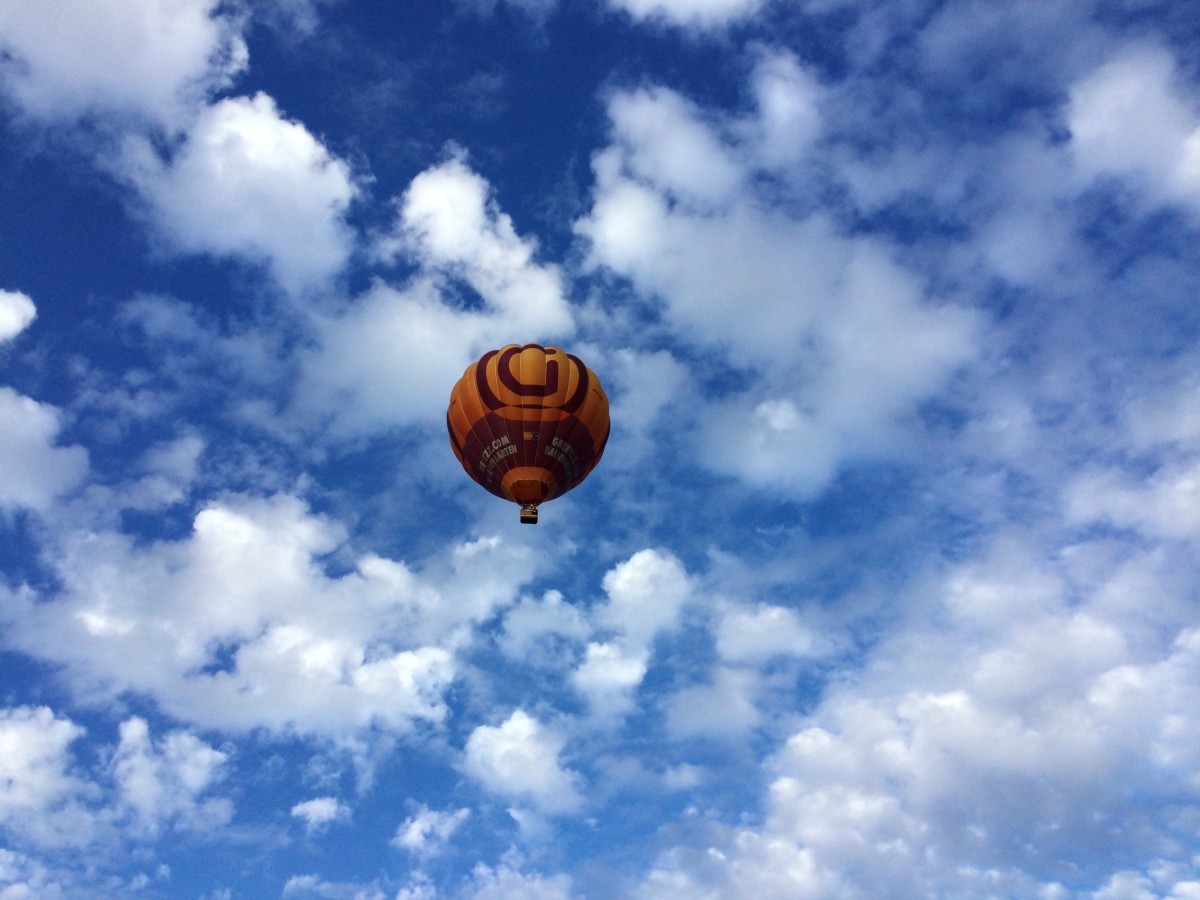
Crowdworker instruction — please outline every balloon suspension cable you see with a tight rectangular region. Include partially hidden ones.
[520,503,539,525]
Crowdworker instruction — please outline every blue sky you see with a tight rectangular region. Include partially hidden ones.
[2,0,1200,896]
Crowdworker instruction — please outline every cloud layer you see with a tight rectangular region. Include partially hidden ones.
[2,0,1200,897]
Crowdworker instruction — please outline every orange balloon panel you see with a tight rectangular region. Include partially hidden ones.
[447,344,610,522]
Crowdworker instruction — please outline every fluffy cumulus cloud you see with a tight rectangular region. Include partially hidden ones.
[0,0,247,126]
[595,548,691,653]
[571,642,649,720]
[577,73,980,496]
[1068,44,1200,214]
[0,494,537,738]
[120,93,358,294]
[0,847,71,897]
[603,87,744,208]
[462,710,582,815]
[742,49,824,172]
[392,804,470,855]
[465,860,572,899]
[0,707,95,849]
[1066,458,1200,542]
[282,873,391,898]
[715,603,824,665]
[292,796,351,834]
[639,523,1200,896]
[395,157,572,332]
[497,590,590,666]
[0,289,36,342]
[0,292,89,511]
[0,388,89,512]
[0,707,230,855]
[491,549,697,725]
[572,549,692,719]
[111,717,232,838]
[6,0,1200,896]
[301,155,574,433]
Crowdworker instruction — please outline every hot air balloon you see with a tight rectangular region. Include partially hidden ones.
[447,343,610,523]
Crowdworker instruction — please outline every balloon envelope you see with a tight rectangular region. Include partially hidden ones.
[446,344,610,523]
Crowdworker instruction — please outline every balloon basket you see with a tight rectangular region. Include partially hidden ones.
[520,503,539,524]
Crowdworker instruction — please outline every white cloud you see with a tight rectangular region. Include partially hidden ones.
[462,710,582,815]
[384,153,571,336]
[571,642,649,720]
[577,82,979,496]
[7,3,1200,896]
[0,290,36,342]
[972,198,1078,288]
[256,0,327,35]
[466,860,572,900]
[298,279,492,433]
[0,494,538,739]
[0,707,231,857]
[0,707,95,849]
[0,0,246,127]
[291,797,350,833]
[282,873,389,899]
[118,432,206,511]
[1069,45,1200,213]
[913,0,1094,99]
[697,237,978,492]
[597,548,692,653]
[640,531,1200,895]
[395,877,438,900]
[1127,375,1200,451]
[577,158,670,277]
[0,848,65,896]
[816,10,1091,289]
[111,717,232,838]
[662,763,704,791]
[715,604,823,665]
[498,590,590,666]
[606,87,743,208]
[664,667,761,739]
[697,396,842,497]
[1066,458,1200,542]
[120,93,358,295]
[602,348,690,462]
[605,0,765,28]
[386,154,573,338]
[392,804,469,855]
[0,387,89,512]
[1092,868,1200,900]
[742,49,823,171]
[570,549,692,718]
[302,155,574,434]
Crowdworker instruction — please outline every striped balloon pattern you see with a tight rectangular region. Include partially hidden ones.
[446,344,610,522]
